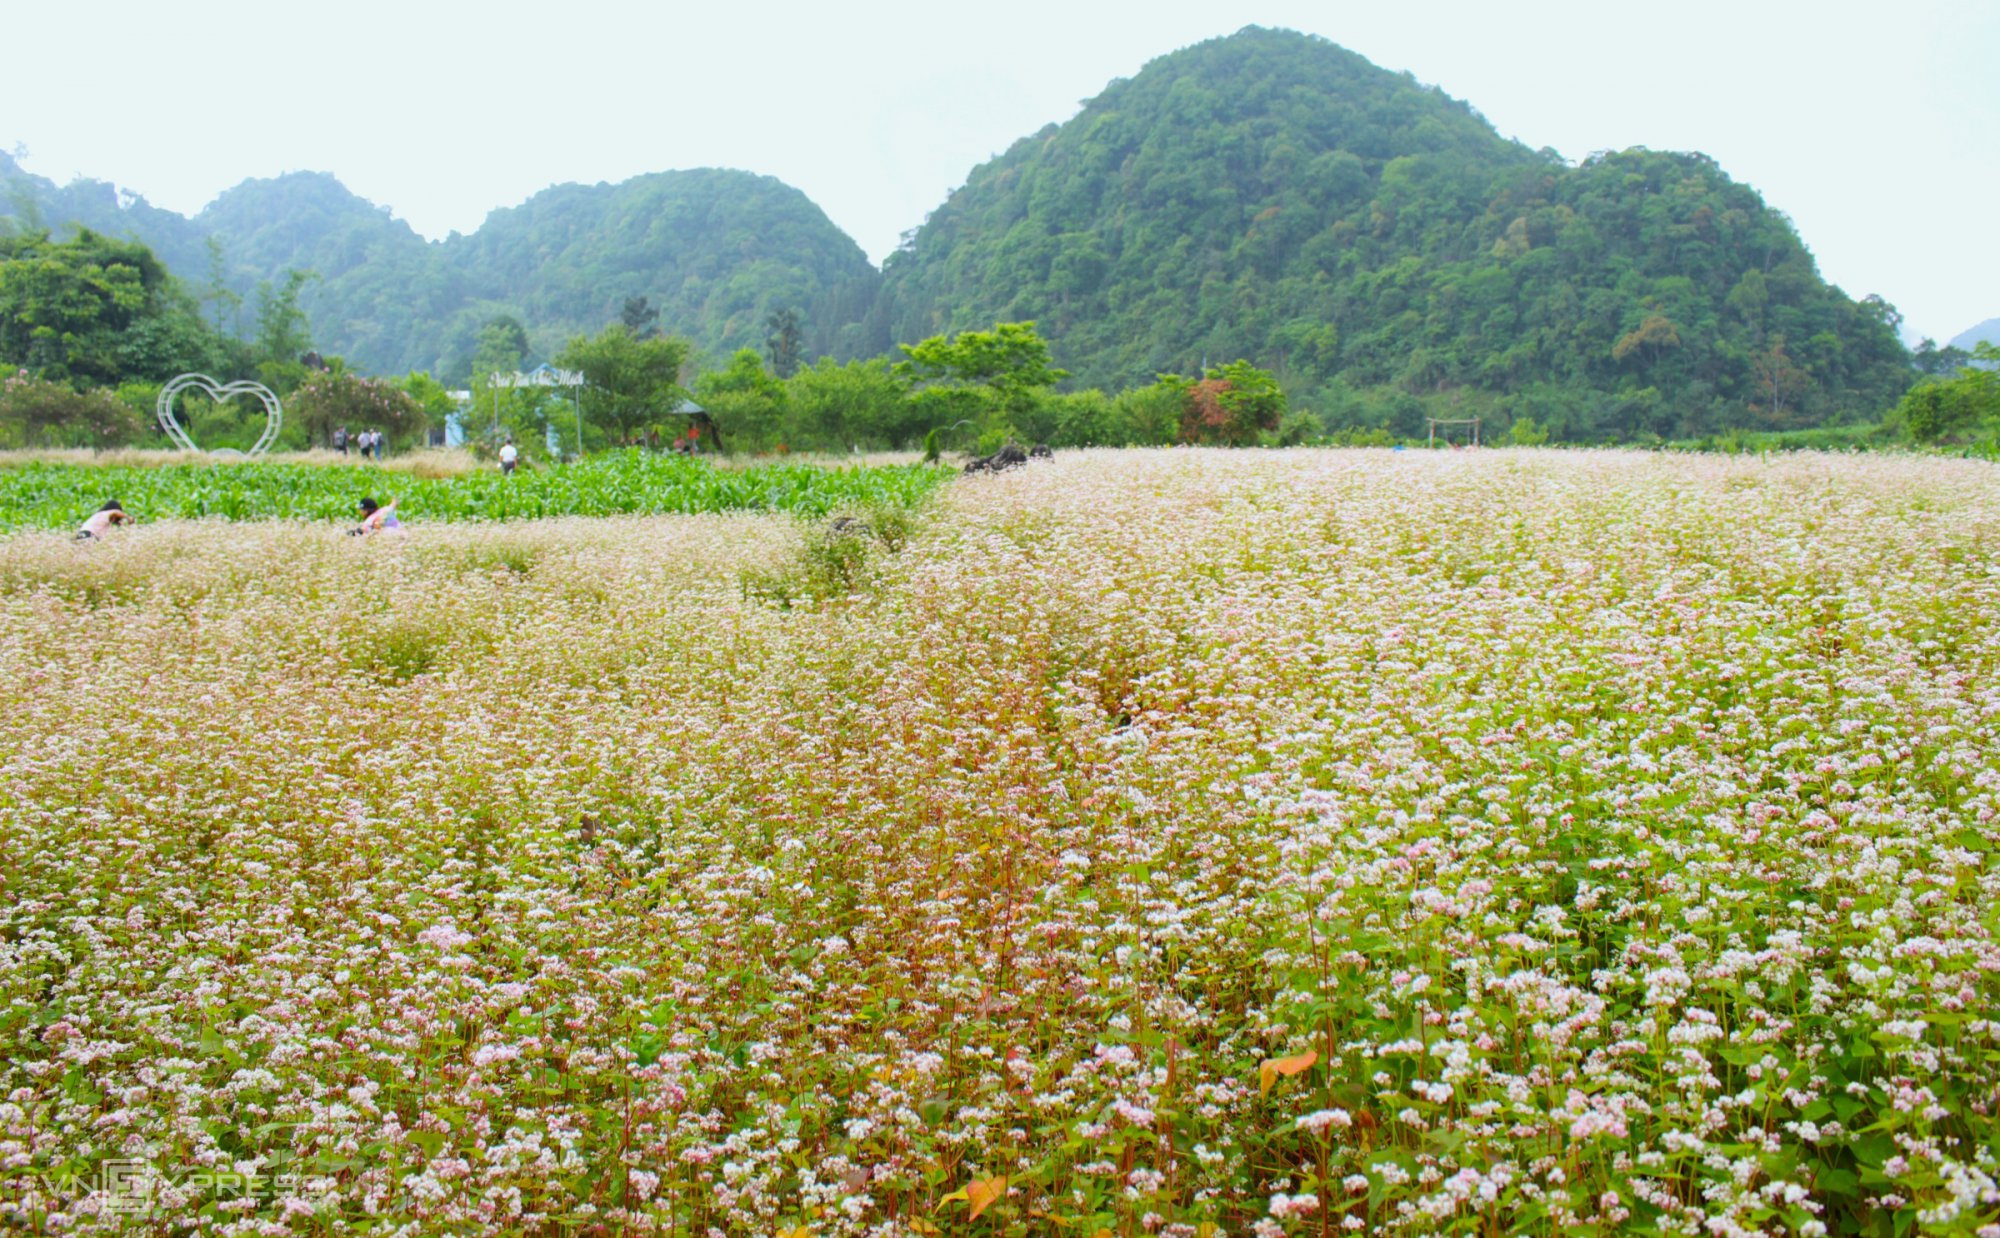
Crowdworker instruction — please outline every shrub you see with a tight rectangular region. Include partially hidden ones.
[0,370,145,448]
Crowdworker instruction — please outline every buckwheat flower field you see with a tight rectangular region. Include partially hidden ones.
[2,448,1997,1237]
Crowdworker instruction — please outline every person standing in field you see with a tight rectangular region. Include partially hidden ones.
[499,437,518,475]
[333,426,349,455]
[75,500,131,541]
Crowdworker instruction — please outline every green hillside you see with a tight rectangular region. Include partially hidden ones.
[2,157,880,380]
[444,169,883,373]
[881,27,1910,438]
[2,27,1915,440]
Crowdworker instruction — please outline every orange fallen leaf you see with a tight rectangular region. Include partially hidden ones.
[967,1175,1008,1220]
[1259,1049,1318,1097]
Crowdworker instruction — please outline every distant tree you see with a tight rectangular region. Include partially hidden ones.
[765,307,804,379]
[1508,415,1550,446]
[1612,315,1682,365]
[0,228,216,388]
[399,371,460,444]
[289,371,425,450]
[202,235,241,336]
[1898,341,2000,443]
[253,269,316,393]
[0,369,145,448]
[620,295,661,340]
[782,357,911,449]
[472,316,530,379]
[1159,359,1286,445]
[895,321,1068,419]
[1912,338,1972,379]
[1749,335,1810,427]
[695,348,785,448]
[556,325,691,448]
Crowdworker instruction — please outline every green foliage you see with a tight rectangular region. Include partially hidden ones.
[1166,359,1286,445]
[694,348,786,450]
[0,229,222,388]
[881,28,1913,437]
[741,502,927,608]
[0,450,952,531]
[896,321,1067,413]
[779,357,913,450]
[1134,359,1288,446]
[555,325,692,448]
[1896,342,2000,443]
[399,371,460,434]
[176,389,279,453]
[471,316,530,379]
[0,165,883,380]
[461,381,564,463]
[289,372,427,450]
[896,321,1069,451]
[765,307,804,379]
[253,269,315,392]
[619,295,661,339]
[0,369,146,448]
[0,31,1922,445]
[1507,414,1550,446]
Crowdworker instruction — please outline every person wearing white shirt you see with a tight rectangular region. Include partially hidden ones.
[76,500,130,541]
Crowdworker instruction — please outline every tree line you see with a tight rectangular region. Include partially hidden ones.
[0,226,1286,458]
[3,222,1993,459]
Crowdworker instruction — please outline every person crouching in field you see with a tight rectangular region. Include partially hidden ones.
[350,497,401,537]
[76,500,130,541]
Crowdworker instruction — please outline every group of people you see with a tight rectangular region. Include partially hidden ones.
[75,498,400,541]
[332,427,387,460]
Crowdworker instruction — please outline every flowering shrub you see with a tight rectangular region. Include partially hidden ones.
[288,372,426,450]
[0,449,1996,1234]
[0,370,145,449]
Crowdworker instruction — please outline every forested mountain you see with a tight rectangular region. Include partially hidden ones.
[882,27,1910,438]
[0,151,214,280]
[3,27,1914,438]
[445,170,883,373]
[1,156,880,379]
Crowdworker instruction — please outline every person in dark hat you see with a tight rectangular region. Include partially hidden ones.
[349,497,401,537]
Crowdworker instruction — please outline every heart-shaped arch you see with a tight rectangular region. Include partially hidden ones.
[156,374,284,457]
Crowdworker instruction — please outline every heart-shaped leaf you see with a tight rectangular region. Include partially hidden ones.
[156,373,284,457]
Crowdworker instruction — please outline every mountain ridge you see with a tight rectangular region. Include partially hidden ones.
[1,26,1913,435]
[1951,318,2000,351]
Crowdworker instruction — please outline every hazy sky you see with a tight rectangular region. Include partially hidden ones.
[4,0,1994,343]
